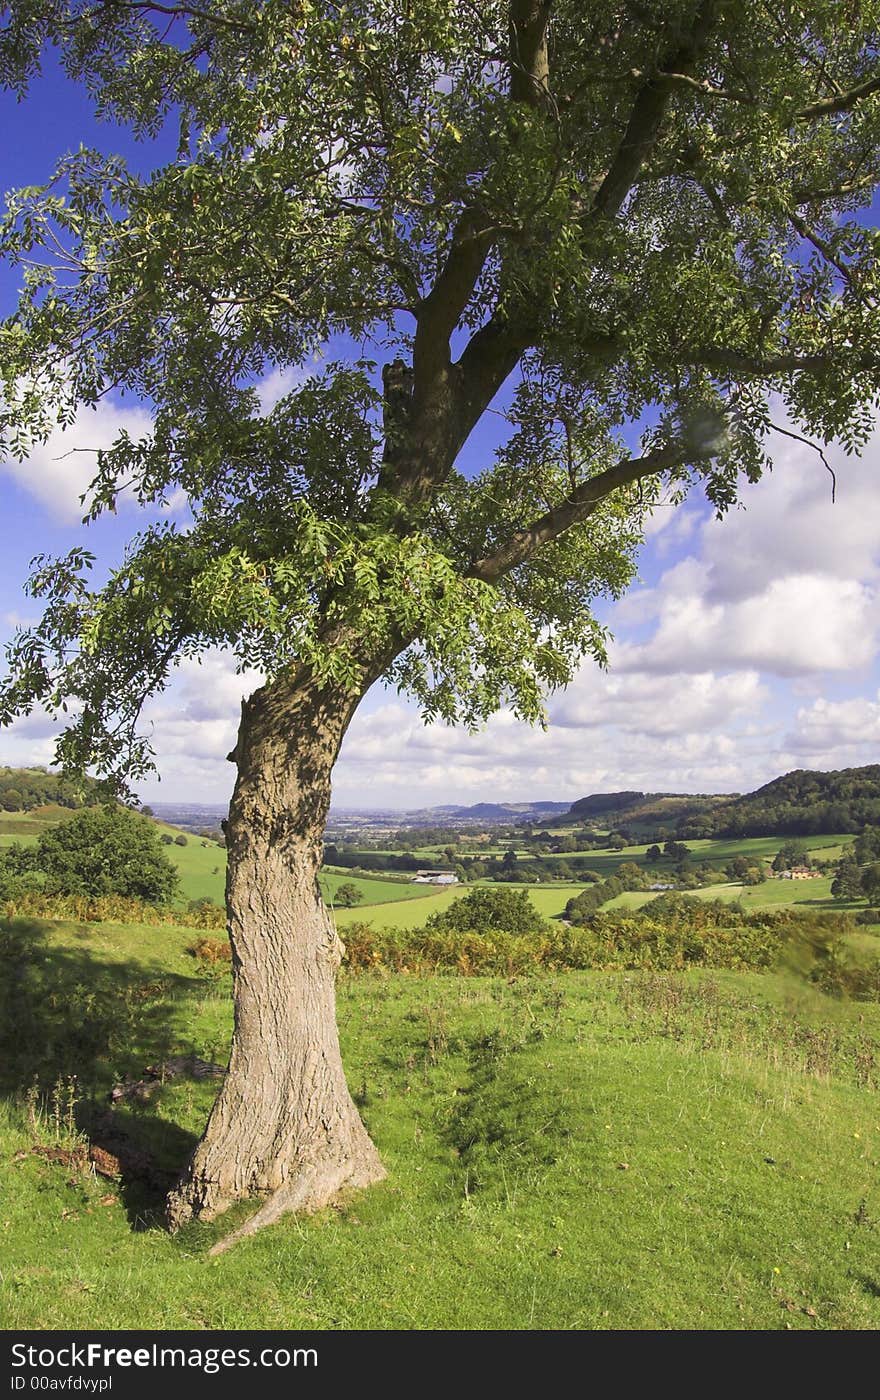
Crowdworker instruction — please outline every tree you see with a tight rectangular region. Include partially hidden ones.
[3,2,880,1245]
[861,864,880,904]
[664,840,691,862]
[334,882,363,909]
[645,845,663,864]
[725,855,751,881]
[426,885,547,936]
[854,827,880,865]
[22,806,179,902]
[831,857,864,900]
[772,840,810,872]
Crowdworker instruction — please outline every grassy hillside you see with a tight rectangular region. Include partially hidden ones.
[3,913,880,1328]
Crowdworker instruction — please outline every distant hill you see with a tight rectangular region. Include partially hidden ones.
[0,766,110,817]
[693,765,880,838]
[560,765,880,840]
[430,801,571,822]
[568,791,646,818]
[558,790,735,832]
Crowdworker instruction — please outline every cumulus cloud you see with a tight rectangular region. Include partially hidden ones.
[1,400,153,523]
[7,408,880,810]
[785,690,880,759]
[618,569,878,676]
[612,424,880,678]
[255,364,311,414]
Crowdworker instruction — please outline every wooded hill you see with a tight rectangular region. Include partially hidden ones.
[688,766,880,839]
[0,766,110,815]
[562,766,880,840]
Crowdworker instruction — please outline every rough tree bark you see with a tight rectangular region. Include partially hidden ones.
[166,663,386,1250]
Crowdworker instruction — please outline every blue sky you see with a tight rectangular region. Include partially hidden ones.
[1,61,879,810]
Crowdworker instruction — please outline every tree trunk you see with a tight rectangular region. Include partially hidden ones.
[165,667,384,1249]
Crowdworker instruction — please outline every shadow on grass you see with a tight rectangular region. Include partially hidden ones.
[0,916,208,1229]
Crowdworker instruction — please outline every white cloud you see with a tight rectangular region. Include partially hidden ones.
[1,399,154,523]
[618,570,878,676]
[255,364,312,415]
[785,690,880,758]
[612,424,880,678]
[699,432,880,603]
[551,665,766,735]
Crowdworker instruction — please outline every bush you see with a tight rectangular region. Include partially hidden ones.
[424,886,548,937]
[334,882,363,908]
[160,833,174,845]
[339,904,859,980]
[5,806,179,904]
[174,834,188,847]
[1,891,226,928]
[188,936,232,965]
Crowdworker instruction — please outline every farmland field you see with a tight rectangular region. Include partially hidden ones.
[3,813,869,929]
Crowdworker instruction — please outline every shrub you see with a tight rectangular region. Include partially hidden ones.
[424,886,548,937]
[1,891,226,929]
[339,905,860,980]
[334,882,363,908]
[8,806,179,904]
[188,936,232,965]
[174,834,188,847]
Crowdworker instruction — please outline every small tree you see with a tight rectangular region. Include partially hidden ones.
[334,882,363,909]
[3,1,880,1244]
[426,886,547,937]
[23,806,179,903]
[831,858,865,901]
[772,841,810,872]
[664,840,691,862]
[861,864,880,904]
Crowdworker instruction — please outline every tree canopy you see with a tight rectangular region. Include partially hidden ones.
[0,804,180,901]
[425,884,547,935]
[2,2,880,786]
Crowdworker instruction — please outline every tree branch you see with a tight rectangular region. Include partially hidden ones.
[413,212,493,381]
[787,208,876,306]
[509,0,552,107]
[799,72,880,121]
[468,440,702,582]
[683,345,880,376]
[628,68,753,105]
[589,0,721,220]
[84,1,255,32]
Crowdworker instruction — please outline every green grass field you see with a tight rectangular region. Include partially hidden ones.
[3,813,871,941]
[605,875,845,914]
[3,912,880,1329]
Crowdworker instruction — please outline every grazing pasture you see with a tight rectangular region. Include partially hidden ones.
[2,912,880,1329]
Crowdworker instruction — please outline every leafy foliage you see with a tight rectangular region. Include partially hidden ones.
[423,885,549,937]
[0,806,180,903]
[340,900,858,977]
[1,4,880,787]
[0,765,108,812]
[685,767,880,839]
[333,881,363,908]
